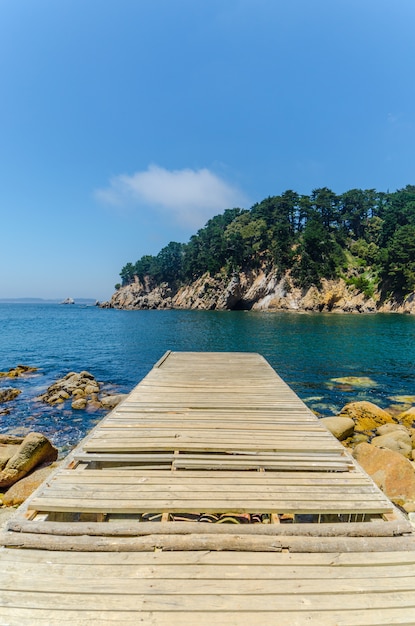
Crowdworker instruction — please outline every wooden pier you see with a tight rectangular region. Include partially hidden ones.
[1,351,415,624]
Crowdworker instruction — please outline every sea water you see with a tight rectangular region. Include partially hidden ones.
[0,303,414,450]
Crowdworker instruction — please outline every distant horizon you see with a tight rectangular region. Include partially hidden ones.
[0,297,99,303]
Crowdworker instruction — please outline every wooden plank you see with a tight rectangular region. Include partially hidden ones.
[27,497,392,514]
[2,570,415,595]
[3,551,415,577]
[1,587,415,611]
[55,468,375,483]
[0,607,414,626]
[2,548,415,566]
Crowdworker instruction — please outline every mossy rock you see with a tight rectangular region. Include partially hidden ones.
[339,401,396,432]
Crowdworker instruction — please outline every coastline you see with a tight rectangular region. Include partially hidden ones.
[101,271,415,314]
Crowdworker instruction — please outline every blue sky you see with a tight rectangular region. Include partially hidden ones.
[1,0,415,300]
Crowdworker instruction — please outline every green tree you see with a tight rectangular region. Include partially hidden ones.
[310,188,339,231]
[293,215,344,287]
[120,262,136,286]
[384,224,415,293]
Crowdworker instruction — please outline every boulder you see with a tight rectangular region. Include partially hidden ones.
[2,463,57,506]
[80,371,95,380]
[376,423,410,436]
[371,430,412,458]
[397,407,415,429]
[0,432,58,489]
[319,416,355,441]
[0,388,21,403]
[0,443,21,470]
[84,383,100,395]
[339,401,396,432]
[100,394,128,410]
[71,398,87,410]
[353,442,415,506]
[0,435,24,444]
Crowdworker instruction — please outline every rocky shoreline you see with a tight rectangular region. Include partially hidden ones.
[321,400,415,514]
[1,366,415,519]
[0,366,127,509]
[101,270,415,313]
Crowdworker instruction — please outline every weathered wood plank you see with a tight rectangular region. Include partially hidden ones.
[0,607,414,626]
[28,496,393,515]
[1,587,415,610]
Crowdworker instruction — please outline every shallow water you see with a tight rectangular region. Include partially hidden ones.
[0,304,414,449]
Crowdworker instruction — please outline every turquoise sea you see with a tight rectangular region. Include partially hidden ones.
[0,303,414,451]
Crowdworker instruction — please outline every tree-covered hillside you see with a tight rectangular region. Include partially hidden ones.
[118,185,415,299]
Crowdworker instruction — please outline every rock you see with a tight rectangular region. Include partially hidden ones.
[0,365,38,378]
[319,416,355,440]
[342,432,371,449]
[397,407,415,429]
[376,423,410,436]
[2,463,58,506]
[79,371,95,380]
[0,443,21,470]
[87,400,102,411]
[104,271,383,313]
[72,388,85,398]
[100,394,128,410]
[0,388,21,403]
[0,432,58,489]
[84,383,99,395]
[329,376,377,389]
[371,431,412,458]
[353,442,415,506]
[71,398,87,410]
[38,371,101,405]
[339,401,396,432]
[0,435,24,444]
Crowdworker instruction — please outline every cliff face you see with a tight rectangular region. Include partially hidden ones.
[102,268,415,313]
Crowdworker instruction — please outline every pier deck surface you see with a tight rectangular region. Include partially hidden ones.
[1,351,415,624]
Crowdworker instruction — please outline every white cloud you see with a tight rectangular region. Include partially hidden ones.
[95,164,248,229]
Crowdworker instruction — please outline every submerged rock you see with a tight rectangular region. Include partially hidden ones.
[328,376,378,388]
[0,388,21,403]
[0,365,38,378]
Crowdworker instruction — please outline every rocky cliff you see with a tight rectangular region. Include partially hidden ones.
[101,269,415,313]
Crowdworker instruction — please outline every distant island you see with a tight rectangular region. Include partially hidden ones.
[103,185,415,313]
